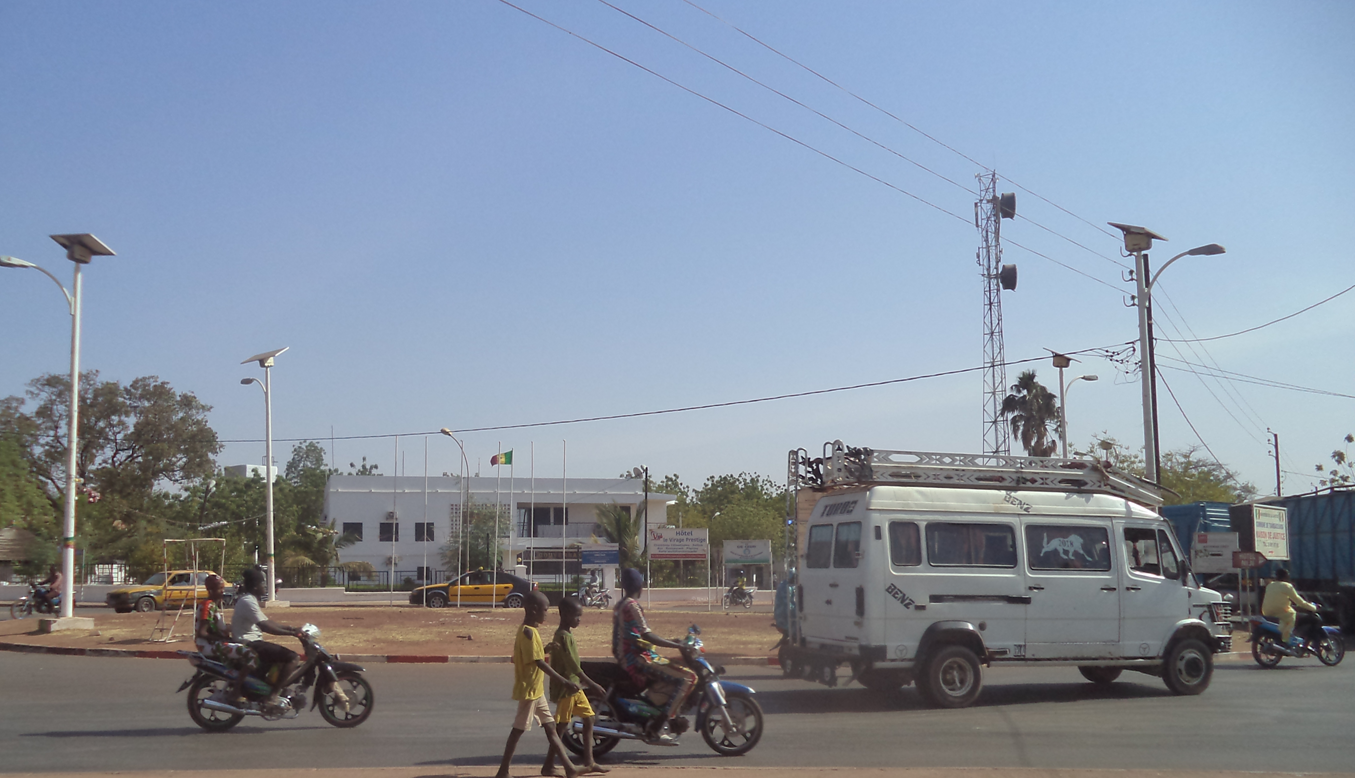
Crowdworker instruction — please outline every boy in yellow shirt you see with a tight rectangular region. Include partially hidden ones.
[495,591,580,778]
[543,597,609,776]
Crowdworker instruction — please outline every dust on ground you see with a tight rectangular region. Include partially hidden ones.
[0,604,780,658]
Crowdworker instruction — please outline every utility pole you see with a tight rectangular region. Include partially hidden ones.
[1270,429,1282,497]
[975,173,1018,456]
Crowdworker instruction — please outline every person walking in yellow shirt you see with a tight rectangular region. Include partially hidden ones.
[1262,568,1321,648]
[495,591,581,778]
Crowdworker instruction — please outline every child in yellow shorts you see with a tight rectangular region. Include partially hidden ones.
[495,591,580,778]
[543,597,609,776]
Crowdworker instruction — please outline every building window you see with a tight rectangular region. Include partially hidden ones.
[415,522,435,542]
[342,522,363,542]
[416,566,433,582]
[379,522,399,543]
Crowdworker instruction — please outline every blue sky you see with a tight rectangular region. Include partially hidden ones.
[2,2,1352,496]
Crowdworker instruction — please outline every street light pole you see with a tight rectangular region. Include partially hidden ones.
[243,347,289,605]
[1061,375,1098,458]
[1110,223,1225,484]
[3,234,115,625]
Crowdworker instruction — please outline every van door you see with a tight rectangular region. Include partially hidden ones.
[1116,522,1189,657]
[1023,523,1119,658]
[920,521,1025,657]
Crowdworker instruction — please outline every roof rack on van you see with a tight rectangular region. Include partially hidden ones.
[787,441,1163,508]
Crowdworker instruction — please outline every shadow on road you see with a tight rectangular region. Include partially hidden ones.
[752,678,1172,714]
[23,725,330,738]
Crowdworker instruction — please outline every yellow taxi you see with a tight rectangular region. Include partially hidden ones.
[106,570,215,613]
[409,569,536,608]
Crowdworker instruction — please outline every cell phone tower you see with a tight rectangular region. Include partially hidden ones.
[975,172,1017,456]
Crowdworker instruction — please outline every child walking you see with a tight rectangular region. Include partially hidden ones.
[543,597,610,776]
[495,591,581,778]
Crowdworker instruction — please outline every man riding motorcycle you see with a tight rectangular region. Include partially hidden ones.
[35,565,62,611]
[231,567,304,705]
[1262,568,1322,650]
[612,568,698,743]
[728,570,748,601]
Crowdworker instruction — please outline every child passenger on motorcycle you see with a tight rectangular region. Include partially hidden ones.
[195,574,255,703]
[612,568,698,744]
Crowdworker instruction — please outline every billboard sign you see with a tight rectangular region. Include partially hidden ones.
[648,528,709,560]
[1191,532,1239,574]
[580,542,619,567]
[1251,505,1289,561]
[723,539,772,566]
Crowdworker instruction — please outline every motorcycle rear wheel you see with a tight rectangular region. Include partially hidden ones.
[1251,634,1283,668]
[1316,635,1346,666]
[562,694,621,757]
[319,671,374,728]
[699,690,764,756]
[187,676,245,732]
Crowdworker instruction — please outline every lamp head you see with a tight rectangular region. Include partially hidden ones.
[50,234,115,264]
[0,256,37,269]
[439,427,454,437]
[1187,243,1226,256]
[1081,374,1099,382]
[240,378,257,386]
[1107,222,1167,254]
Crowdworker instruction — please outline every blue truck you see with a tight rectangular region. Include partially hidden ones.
[1165,489,1354,632]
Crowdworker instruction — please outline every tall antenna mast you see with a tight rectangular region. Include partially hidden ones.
[976,172,1017,456]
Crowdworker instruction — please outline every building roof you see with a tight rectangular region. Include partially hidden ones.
[325,474,674,503]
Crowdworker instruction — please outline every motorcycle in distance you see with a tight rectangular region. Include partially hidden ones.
[177,623,374,731]
[8,584,61,619]
[578,582,611,610]
[563,625,764,757]
[722,587,754,610]
[1250,613,1346,668]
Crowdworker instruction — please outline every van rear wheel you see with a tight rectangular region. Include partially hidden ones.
[921,645,982,708]
[858,669,907,694]
[1078,666,1122,685]
[1163,638,1213,695]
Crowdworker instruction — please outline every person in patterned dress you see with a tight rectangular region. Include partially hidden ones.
[612,568,697,743]
[195,574,256,704]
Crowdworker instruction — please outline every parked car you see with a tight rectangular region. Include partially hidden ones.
[107,571,216,613]
[409,569,536,608]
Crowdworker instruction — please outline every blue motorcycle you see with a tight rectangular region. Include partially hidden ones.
[565,625,764,757]
[1250,615,1346,668]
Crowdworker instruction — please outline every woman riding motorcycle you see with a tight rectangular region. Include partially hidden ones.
[612,568,698,743]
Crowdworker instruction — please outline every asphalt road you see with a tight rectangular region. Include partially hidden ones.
[0,652,1350,775]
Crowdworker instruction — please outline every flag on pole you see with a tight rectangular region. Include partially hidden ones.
[491,450,513,466]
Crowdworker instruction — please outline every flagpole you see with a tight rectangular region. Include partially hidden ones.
[422,438,429,600]
[494,440,501,608]
[390,435,398,606]
[529,442,535,583]
[561,440,567,595]
[509,455,515,577]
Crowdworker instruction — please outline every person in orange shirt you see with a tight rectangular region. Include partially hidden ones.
[1261,568,1321,648]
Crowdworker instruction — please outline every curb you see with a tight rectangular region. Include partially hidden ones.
[0,640,776,666]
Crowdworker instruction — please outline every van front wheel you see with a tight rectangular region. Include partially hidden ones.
[1163,638,1213,695]
[921,645,982,708]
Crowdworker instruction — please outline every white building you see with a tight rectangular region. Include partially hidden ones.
[323,474,672,587]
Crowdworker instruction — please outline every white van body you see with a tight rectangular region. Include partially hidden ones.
[786,444,1232,707]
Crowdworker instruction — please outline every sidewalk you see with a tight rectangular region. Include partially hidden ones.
[2,765,1337,778]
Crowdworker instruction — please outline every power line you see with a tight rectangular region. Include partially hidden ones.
[1157,356,1354,398]
[1157,371,1250,492]
[220,345,1120,445]
[1158,285,1354,343]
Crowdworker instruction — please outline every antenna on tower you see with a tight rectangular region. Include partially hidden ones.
[976,172,1018,456]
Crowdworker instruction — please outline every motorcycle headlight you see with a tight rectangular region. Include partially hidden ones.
[301,623,322,640]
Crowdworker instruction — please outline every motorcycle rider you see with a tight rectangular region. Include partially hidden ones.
[232,567,304,705]
[195,574,255,704]
[727,569,749,604]
[612,568,698,743]
[34,565,62,611]
[1262,568,1322,650]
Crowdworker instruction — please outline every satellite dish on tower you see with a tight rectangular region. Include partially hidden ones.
[999,193,1016,220]
[1000,264,1018,290]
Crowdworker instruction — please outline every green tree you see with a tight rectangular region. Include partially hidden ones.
[1315,433,1354,488]
[594,502,643,569]
[1082,435,1255,505]
[348,457,381,475]
[1001,370,1060,457]
[438,498,502,573]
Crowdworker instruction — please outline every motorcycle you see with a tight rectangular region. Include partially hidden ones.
[578,583,611,610]
[9,584,61,619]
[176,623,374,731]
[564,625,764,757]
[1250,615,1346,668]
[722,587,753,610]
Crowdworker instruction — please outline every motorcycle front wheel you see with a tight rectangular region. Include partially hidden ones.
[741,595,752,610]
[1251,633,1283,668]
[562,694,621,758]
[698,690,764,756]
[319,671,374,728]
[721,594,731,611]
[1316,635,1346,666]
[10,600,31,620]
[187,676,245,732]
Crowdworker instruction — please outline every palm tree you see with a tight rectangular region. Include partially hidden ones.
[1001,370,1060,458]
[594,502,643,569]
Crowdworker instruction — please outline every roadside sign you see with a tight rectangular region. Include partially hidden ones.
[648,528,708,560]
[580,544,619,566]
[723,539,772,565]
[1233,551,1266,570]
[1250,505,1289,561]
[1192,532,1239,574]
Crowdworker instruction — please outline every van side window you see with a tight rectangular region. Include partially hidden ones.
[926,523,1016,567]
[888,522,921,567]
[1025,525,1111,571]
[1156,529,1181,580]
[806,524,834,569]
[1123,527,1163,577]
[833,522,862,568]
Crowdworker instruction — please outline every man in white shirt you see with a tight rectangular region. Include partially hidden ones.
[232,567,303,703]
